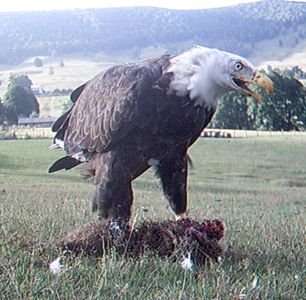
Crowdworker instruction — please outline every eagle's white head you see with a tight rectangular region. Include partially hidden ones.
[168,46,273,108]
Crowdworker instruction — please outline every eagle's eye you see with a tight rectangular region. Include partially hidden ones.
[234,62,244,71]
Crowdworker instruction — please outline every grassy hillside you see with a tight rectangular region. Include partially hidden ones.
[1,46,305,119]
[1,1,305,118]
[0,0,305,65]
[0,137,305,299]
[0,56,115,116]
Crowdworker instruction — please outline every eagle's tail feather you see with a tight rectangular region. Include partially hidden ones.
[48,156,81,173]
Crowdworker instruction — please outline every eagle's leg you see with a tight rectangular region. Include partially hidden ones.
[95,180,133,221]
[91,190,98,212]
[156,152,188,219]
[90,153,134,222]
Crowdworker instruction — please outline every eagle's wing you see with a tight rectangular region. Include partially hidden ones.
[70,82,88,103]
[51,82,88,133]
[63,55,172,154]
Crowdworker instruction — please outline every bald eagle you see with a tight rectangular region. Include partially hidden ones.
[49,46,273,221]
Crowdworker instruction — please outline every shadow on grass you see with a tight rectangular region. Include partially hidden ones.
[0,169,83,184]
[190,183,260,195]
[223,243,304,274]
[0,154,23,170]
[286,180,306,188]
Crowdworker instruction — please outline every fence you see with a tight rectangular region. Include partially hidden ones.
[203,129,306,138]
[1,126,306,140]
[3,126,54,139]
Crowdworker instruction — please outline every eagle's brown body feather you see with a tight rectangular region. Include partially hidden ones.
[50,54,215,220]
[50,46,274,221]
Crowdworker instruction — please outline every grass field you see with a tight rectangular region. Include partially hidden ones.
[0,137,305,299]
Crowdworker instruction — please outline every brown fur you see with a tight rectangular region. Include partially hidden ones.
[56,218,224,266]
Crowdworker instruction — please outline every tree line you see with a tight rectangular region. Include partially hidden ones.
[0,0,305,65]
[210,67,306,131]
[0,75,39,125]
[0,67,305,132]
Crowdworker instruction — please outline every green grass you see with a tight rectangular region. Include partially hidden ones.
[0,137,305,299]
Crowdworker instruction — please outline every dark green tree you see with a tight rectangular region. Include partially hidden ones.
[0,99,6,124]
[4,103,18,125]
[8,74,33,89]
[210,92,253,129]
[249,71,306,131]
[211,68,306,131]
[3,74,40,124]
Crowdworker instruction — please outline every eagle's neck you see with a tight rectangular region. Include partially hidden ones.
[168,48,229,109]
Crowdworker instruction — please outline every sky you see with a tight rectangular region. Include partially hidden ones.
[0,0,304,12]
[0,0,267,12]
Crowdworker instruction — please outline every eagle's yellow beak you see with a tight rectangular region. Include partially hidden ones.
[250,71,274,101]
[234,71,274,101]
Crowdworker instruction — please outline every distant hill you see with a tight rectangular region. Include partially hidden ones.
[0,0,305,65]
